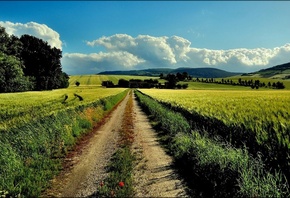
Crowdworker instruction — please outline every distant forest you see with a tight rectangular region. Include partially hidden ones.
[0,26,69,93]
[101,71,286,90]
[194,77,285,89]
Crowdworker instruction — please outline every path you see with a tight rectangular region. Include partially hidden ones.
[44,91,188,197]
[44,94,129,197]
[132,93,188,197]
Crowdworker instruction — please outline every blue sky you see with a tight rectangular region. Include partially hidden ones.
[1,1,290,75]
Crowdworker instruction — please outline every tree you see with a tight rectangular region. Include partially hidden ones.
[166,74,177,88]
[182,72,188,80]
[176,84,182,89]
[20,34,68,90]
[0,52,33,92]
[75,81,80,86]
[254,80,260,87]
[59,72,69,88]
[0,26,23,59]
[176,72,183,81]
[118,79,129,88]
[0,26,69,92]
[182,83,189,89]
[0,26,10,54]
[276,81,285,89]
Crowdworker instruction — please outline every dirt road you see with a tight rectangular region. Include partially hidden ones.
[44,92,188,197]
[132,94,188,197]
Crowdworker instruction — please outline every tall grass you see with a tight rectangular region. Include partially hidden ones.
[140,89,290,184]
[135,90,289,197]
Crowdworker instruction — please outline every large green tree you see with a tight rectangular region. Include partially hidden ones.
[0,26,32,92]
[0,26,69,92]
[0,52,33,92]
[0,26,23,58]
[20,34,68,90]
[0,26,10,54]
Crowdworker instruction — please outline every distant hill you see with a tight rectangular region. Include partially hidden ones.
[245,62,290,79]
[171,67,241,78]
[98,67,241,78]
[98,68,172,76]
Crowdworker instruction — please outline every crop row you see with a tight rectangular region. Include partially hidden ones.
[135,90,289,197]
[0,89,128,197]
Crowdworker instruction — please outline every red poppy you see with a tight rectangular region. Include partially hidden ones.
[118,181,125,187]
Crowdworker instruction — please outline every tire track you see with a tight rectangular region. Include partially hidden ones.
[132,93,188,197]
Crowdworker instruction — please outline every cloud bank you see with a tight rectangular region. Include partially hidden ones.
[64,34,290,74]
[0,21,62,49]
[1,21,289,75]
[62,51,145,75]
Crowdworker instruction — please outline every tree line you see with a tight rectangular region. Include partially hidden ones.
[194,77,285,89]
[0,26,69,93]
[102,75,189,89]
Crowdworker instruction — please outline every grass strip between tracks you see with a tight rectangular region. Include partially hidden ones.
[94,90,135,197]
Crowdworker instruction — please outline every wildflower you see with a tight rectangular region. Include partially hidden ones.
[118,181,125,187]
[99,181,104,187]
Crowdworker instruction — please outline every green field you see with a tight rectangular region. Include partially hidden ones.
[186,81,251,90]
[139,88,290,149]
[0,87,126,130]
[69,74,160,86]
[135,90,289,196]
[186,76,290,90]
[139,88,290,192]
[1,74,161,130]
[139,89,290,133]
[2,74,290,196]
[0,77,129,196]
[222,76,290,88]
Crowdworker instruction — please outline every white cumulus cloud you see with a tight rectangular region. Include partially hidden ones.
[87,34,177,66]
[0,21,62,49]
[62,51,145,75]
[62,33,290,74]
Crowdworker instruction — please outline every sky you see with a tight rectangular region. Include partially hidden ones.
[0,1,290,75]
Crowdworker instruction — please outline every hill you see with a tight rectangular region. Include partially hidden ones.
[172,67,241,78]
[98,67,241,78]
[245,62,290,79]
[98,68,172,76]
